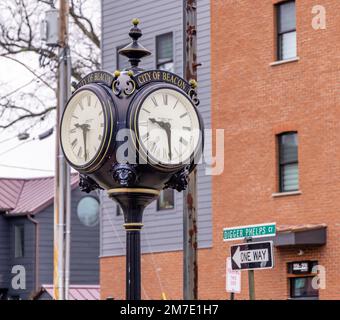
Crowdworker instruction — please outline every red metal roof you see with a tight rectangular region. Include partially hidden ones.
[0,174,79,215]
[38,284,100,300]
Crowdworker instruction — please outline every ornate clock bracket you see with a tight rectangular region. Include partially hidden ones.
[79,174,104,193]
[111,163,139,187]
[164,165,190,192]
[112,70,136,98]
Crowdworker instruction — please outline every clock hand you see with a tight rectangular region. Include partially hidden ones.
[81,124,90,161]
[82,127,87,161]
[163,122,172,160]
[149,119,172,159]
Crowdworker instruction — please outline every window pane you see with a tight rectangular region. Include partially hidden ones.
[14,225,24,258]
[157,189,174,211]
[157,33,173,67]
[291,277,319,298]
[280,133,298,164]
[280,31,297,60]
[282,163,299,191]
[158,61,174,73]
[278,1,296,33]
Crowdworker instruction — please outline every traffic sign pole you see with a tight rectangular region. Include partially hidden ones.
[246,238,255,300]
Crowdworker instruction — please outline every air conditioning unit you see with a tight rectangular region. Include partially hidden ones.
[40,8,59,46]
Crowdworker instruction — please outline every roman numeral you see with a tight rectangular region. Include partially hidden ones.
[183,126,191,131]
[100,123,104,128]
[150,141,157,153]
[87,95,91,106]
[180,137,189,146]
[180,112,188,119]
[70,128,76,134]
[139,121,148,127]
[151,96,158,107]
[142,108,151,114]
[98,134,103,141]
[173,99,179,109]
[79,101,84,110]
[71,139,78,149]
[72,115,79,119]
[142,132,149,141]
[77,147,82,158]
[98,110,103,116]
[163,94,168,105]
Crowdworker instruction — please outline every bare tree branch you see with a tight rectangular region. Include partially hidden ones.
[0,106,55,129]
[0,0,100,131]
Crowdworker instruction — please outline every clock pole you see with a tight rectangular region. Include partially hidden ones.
[60,18,203,302]
[108,189,159,300]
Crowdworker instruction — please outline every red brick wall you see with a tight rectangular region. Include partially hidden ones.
[101,0,340,300]
[210,0,340,300]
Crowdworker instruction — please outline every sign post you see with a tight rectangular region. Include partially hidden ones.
[224,222,276,301]
[230,240,274,300]
[246,238,255,301]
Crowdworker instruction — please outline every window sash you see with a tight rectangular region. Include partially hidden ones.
[277,1,296,34]
[279,133,299,192]
[290,277,319,298]
[277,1,296,60]
[157,189,175,211]
[156,32,173,70]
[14,225,24,258]
[280,163,299,192]
[278,31,297,61]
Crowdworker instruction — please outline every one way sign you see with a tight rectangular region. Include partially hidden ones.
[230,241,274,271]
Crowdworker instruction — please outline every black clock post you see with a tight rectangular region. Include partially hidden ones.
[108,188,159,300]
[107,19,159,300]
[60,19,203,301]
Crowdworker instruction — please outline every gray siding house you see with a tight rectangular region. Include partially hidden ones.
[100,0,212,257]
[0,175,100,299]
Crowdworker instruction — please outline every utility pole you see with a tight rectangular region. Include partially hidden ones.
[53,0,71,300]
[183,0,199,300]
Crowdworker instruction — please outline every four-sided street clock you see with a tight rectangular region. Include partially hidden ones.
[60,19,204,300]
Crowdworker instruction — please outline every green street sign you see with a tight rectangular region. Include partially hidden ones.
[223,223,276,242]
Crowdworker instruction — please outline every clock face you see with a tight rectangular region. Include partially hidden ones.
[136,88,201,166]
[61,89,106,168]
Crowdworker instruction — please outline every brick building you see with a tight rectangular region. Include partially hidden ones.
[100,0,340,300]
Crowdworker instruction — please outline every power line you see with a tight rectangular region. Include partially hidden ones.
[0,135,17,145]
[0,163,53,173]
[0,126,54,156]
[0,139,34,157]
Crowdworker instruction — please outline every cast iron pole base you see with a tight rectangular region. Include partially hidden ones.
[108,188,160,300]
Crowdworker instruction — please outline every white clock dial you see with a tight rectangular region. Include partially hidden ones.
[61,89,105,167]
[137,88,201,165]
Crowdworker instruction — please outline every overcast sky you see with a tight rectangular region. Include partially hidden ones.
[0,52,56,178]
[0,1,100,179]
